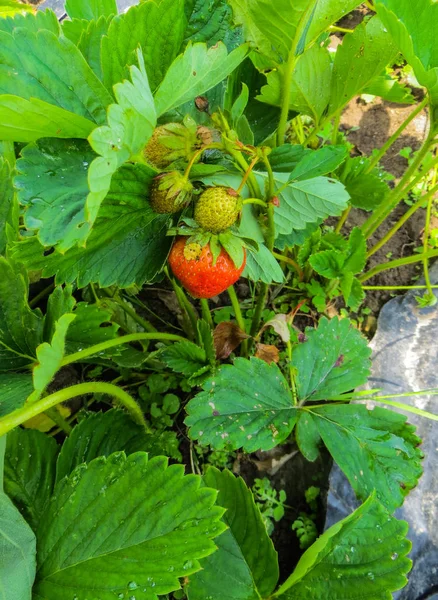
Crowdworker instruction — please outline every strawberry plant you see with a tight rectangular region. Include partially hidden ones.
[0,0,437,598]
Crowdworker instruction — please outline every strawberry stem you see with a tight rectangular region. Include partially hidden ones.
[236,155,259,195]
[242,198,267,208]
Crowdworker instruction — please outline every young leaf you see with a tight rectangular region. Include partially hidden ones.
[4,428,58,531]
[56,409,181,484]
[15,138,96,251]
[292,317,371,402]
[375,0,438,109]
[276,494,411,599]
[339,156,389,211]
[102,0,185,92]
[185,357,297,452]
[184,0,233,46]
[30,313,76,402]
[289,146,348,182]
[0,258,44,371]
[267,144,311,173]
[296,405,423,512]
[363,73,416,104]
[0,29,113,125]
[267,174,350,236]
[0,373,33,417]
[0,95,97,142]
[154,42,249,116]
[65,303,119,353]
[12,164,172,289]
[243,244,285,284]
[77,15,113,81]
[0,157,14,254]
[160,341,208,377]
[65,0,117,20]
[0,491,36,600]
[87,49,157,228]
[188,467,279,600]
[34,453,226,599]
[344,227,367,274]
[0,9,60,36]
[329,16,398,116]
[309,249,344,279]
[258,44,331,123]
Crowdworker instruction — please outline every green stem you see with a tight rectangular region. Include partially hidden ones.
[112,295,156,333]
[0,382,149,437]
[366,182,438,257]
[366,97,429,173]
[335,206,351,233]
[422,164,437,299]
[165,267,198,341]
[359,248,438,283]
[329,24,354,34]
[364,397,438,422]
[61,332,186,367]
[29,282,55,308]
[200,298,214,329]
[331,110,342,145]
[286,341,297,405]
[227,285,248,357]
[362,128,437,238]
[236,155,260,196]
[272,251,304,280]
[44,407,73,435]
[363,284,438,290]
[242,198,268,208]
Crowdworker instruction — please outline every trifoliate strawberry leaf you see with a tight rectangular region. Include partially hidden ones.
[243,244,285,284]
[328,16,398,116]
[185,357,297,452]
[15,138,96,251]
[160,341,208,377]
[77,15,113,81]
[309,249,344,279]
[0,29,113,127]
[0,373,33,417]
[65,0,117,20]
[4,428,58,531]
[0,491,36,600]
[262,173,350,236]
[34,453,226,600]
[102,0,185,92]
[184,0,233,46]
[0,257,44,371]
[87,48,156,229]
[154,41,249,116]
[30,313,76,402]
[296,404,423,512]
[12,163,172,289]
[0,157,15,254]
[276,494,411,599]
[375,0,438,111]
[56,409,181,484]
[292,317,371,402]
[188,467,279,600]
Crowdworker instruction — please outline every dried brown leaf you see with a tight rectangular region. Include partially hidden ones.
[255,343,280,364]
[213,321,249,359]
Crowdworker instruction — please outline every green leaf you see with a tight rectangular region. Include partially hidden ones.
[185,357,296,452]
[243,244,285,284]
[304,0,362,46]
[0,373,33,417]
[4,428,58,531]
[296,404,423,511]
[30,314,76,402]
[102,0,185,92]
[42,285,76,342]
[289,146,348,181]
[12,164,172,289]
[0,29,113,124]
[87,49,157,228]
[0,95,96,142]
[0,0,32,16]
[160,341,208,377]
[62,17,88,44]
[34,453,226,600]
[184,0,233,46]
[0,491,36,600]
[0,157,14,253]
[265,174,350,236]
[65,303,119,354]
[188,467,279,600]
[0,9,60,35]
[344,227,367,274]
[0,258,43,371]
[363,73,415,104]
[154,42,249,116]
[375,0,438,110]
[258,44,331,122]
[342,275,365,311]
[276,494,411,599]
[338,156,389,211]
[266,145,311,173]
[275,221,321,252]
[78,15,113,81]
[56,409,181,485]
[15,138,96,251]
[228,0,316,65]
[309,249,344,278]
[65,0,117,20]
[329,16,398,116]
[292,317,371,402]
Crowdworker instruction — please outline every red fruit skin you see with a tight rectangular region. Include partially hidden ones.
[169,237,246,299]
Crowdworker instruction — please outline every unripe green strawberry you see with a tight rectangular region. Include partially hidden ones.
[149,172,192,214]
[194,187,242,233]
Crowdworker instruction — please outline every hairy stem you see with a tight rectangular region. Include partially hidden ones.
[335,206,351,233]
[0,382,149,437]
[228,285,248,357]
[359,248,438,283]
[363,284,438,290]
[44,407,73,435]
[272,251,304,280]
[200,298,214,329]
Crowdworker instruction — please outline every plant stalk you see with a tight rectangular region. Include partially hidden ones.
[0,382,149,437]
[359,248,438,283]
[227,285,248,357]
[200,298,214,329]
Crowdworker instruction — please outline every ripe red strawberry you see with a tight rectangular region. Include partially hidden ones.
[169,237,246,299]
